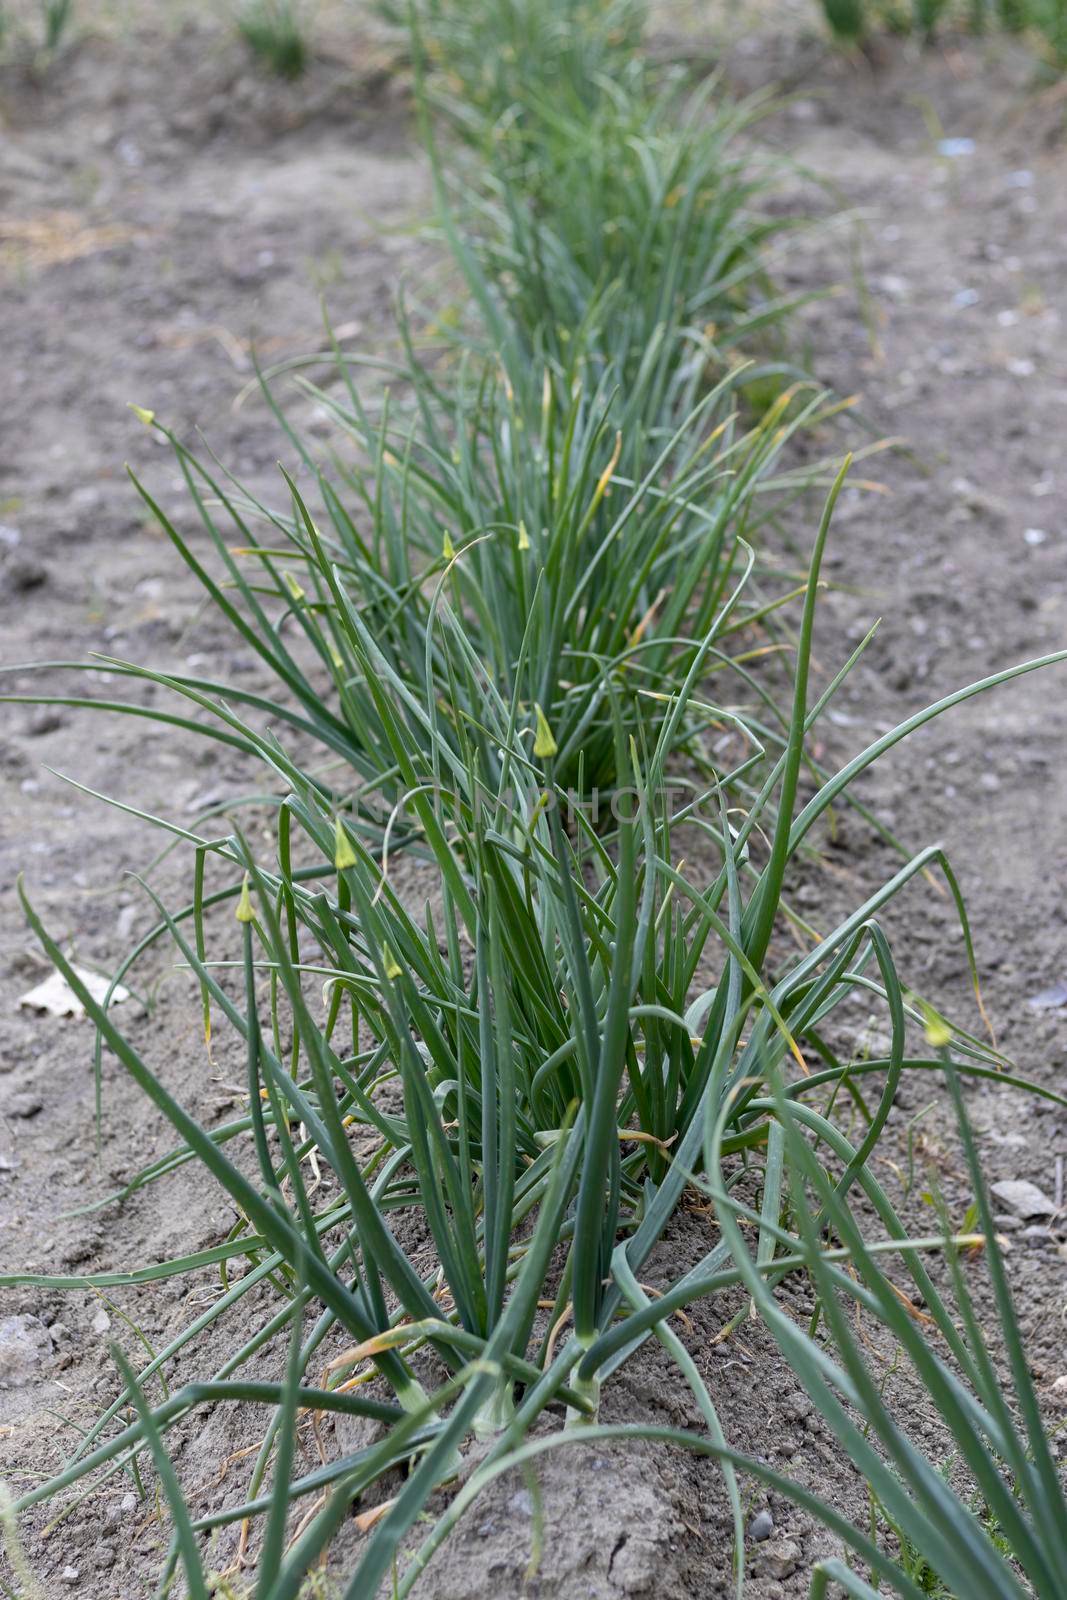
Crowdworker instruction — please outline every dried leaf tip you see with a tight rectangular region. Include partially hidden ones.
[591,431,623,512]
[533,703,558,760]
[334,818,357,872]
[235,874,254,923]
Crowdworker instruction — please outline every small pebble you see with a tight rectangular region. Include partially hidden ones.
[853,1025,893,1059]
[0,1314,53,1387]
[1028,982,1067,1010]
[749,1508,774,1542]
[938,137,975,157]
[61,1568,79,1584]
[990,1179,1056,1219]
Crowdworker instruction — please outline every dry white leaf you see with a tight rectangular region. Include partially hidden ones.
[17,967,130,1020]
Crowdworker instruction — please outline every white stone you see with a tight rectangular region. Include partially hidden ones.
[990,1180,1056,1219]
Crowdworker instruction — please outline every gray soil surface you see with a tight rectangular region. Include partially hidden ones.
[1,10,1066,1598]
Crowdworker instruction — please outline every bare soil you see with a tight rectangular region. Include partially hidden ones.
[1,10,1065,1599]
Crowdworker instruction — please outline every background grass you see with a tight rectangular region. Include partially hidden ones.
[817,0,1067,60]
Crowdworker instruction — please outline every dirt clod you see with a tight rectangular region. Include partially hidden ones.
[756,1539,802,1582]
[0,1315,53,1388]
[1,557,48,594]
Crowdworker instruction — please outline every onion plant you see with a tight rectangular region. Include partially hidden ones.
[386,0,643,129]
[416,1047,1067,1600]
[442,59,812,410]
[8,3,1067,1595]
[3,348,846,813]
[819,0,1067,59]
[414,0,821,480]
[7,474,1066,1597]
[2,0,832,816]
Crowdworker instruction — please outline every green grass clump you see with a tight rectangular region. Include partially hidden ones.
[453,72,809,410]
[393,0,644,127]
[819,0,1067,61]
[41,0,73,50]
[0,0,75,57]
[419,1,816,474]
[237,0,308,77]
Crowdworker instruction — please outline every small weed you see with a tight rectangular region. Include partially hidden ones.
[41,0,73,51]
[819,0,1067,61]
[237,0,308,78]
[0,0,75,59]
